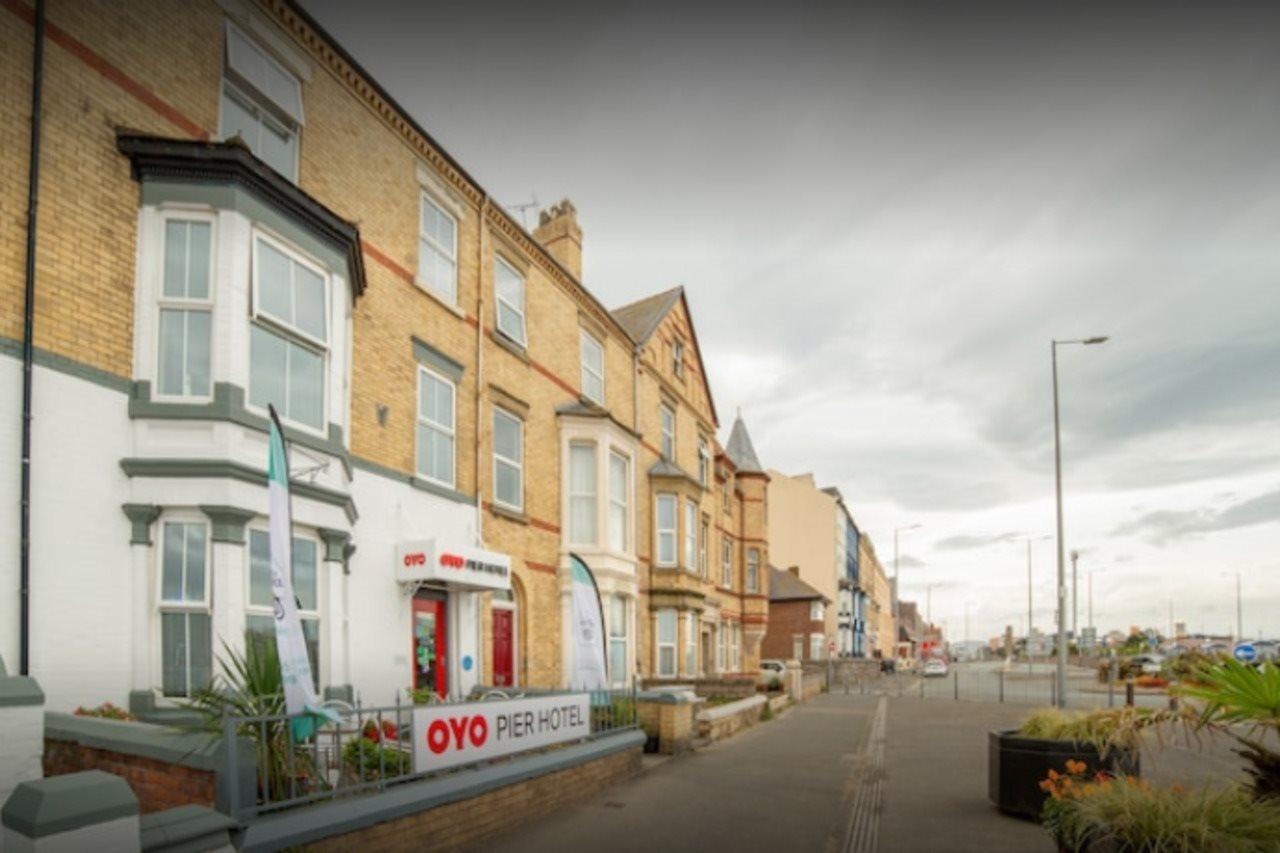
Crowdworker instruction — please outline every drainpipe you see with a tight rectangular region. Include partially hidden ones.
[19,0,45,677]
[475,197,488,548]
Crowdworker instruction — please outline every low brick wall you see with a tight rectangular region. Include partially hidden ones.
[239,731,645,852]
[642,677,757,699]
[767,694,790,715]
[42,712,253,816]
[696,695,765,741]
[637,691,696,755]
[44,738,216,814]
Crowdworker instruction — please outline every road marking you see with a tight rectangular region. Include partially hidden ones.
[842,696,887,853]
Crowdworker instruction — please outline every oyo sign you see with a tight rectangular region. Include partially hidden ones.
[396,540,511,591]
[411,693,591,772]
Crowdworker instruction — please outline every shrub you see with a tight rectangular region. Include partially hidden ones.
[75,702,135,721]
[768,676,783,692]
[1176,659,1280,801]
[1135,675,1169,689]
[343,737,410,781]
[1017,706,1181,757]
[590,696,636,731]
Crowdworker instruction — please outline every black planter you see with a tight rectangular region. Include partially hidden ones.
[988,730,1139,820]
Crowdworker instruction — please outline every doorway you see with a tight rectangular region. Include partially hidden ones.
[412,592,447,698]
[493,607,514,687]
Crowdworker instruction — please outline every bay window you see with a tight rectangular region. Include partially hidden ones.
[158,520,212,698]
[493,407,524,510]
[248,234,328,431]
[219,24,302,181]
[569,442,597,544]
[655,494,676,566]
[495,256,526,346]
[684,612,697,675]
[418,193,457,304]
[247,529,320,689]
[683,499,697,572]
[608,450,629,552]
[580,329,605,404]
[655,609,677,677]
[156,218,213,399]
[416,367,455,487]
[609,595,629,687]
[660,404,675,460]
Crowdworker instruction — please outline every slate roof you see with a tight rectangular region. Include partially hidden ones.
[610,286,683,343]
[769,566,829,603]
[725,414,764,473]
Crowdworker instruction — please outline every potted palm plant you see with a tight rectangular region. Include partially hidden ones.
[989,707,1158,819]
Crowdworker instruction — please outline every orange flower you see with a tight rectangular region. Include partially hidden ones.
[1066,759,1087,775]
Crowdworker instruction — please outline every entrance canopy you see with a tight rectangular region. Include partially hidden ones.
[396,539,512,593]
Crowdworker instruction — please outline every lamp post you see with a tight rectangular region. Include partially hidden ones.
[1025,535,1050,672]
[893,523,921,657]
[1070,549,1079,641]
[1219,571,1243,642]
[1052,335,1109,708]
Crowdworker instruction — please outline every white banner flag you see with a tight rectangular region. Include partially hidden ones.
[568,554,609,690]
[267,409,338,740]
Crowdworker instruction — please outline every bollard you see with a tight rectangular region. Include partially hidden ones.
[1169,694,1179,712]
[999,669,1005,704]
[953,669,959,701]
[1125,680,1135,708]
[919,676,924,699]
[1051,675,1057,707]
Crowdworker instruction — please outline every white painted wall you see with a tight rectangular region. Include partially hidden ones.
[0,704,43,811]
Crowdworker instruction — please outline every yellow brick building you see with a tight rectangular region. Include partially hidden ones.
[0,0,767,711]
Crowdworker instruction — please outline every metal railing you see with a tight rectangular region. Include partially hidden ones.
[220,686,638,821]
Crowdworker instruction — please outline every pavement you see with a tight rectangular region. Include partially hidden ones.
[475,690,1059,853]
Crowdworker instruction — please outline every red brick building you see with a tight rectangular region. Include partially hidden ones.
[761,567,830,661]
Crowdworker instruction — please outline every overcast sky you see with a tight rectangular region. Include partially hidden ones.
[302,0,1280,642]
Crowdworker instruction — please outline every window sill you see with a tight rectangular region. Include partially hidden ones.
[489,502,528,525]
[416,281,466,319]
[491,329,530,363]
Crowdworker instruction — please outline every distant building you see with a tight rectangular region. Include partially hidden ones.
[761,567,831,661]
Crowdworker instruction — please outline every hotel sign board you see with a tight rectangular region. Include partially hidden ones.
[411,693,591,772]
[396,539,511,592]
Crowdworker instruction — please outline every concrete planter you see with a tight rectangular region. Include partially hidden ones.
[987,730,1139,821]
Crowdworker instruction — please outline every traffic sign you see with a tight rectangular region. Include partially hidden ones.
[1234,642,1257,663]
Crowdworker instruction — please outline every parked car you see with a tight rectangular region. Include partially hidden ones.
[1129,654,1164,675]
[758,659,787,686]
[922,658,949,678]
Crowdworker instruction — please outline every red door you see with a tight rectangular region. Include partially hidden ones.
[412,594,447,698]
[493,608,514,687]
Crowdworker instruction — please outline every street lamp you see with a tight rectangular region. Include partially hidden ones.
[1052,335,1109,708]
[1219,571,1243,642]
[893,523,921,657]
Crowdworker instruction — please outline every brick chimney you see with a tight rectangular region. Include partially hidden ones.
[533,198,582,280]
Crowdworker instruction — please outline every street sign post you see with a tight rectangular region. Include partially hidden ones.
[1234,642,1257,664]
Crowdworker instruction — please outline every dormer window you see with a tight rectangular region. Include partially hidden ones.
[219,24,303,181]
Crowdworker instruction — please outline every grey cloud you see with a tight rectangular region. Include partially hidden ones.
[896,555,926,569]
[934,531,1023,551]
[1111,488,1280,546]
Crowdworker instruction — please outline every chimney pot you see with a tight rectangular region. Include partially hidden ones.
[533,197,583,280]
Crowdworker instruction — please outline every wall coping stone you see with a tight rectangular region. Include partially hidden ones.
[0,674,45,707]
[45,712,224,771]
[140,805,236,853]
[2,771,138,839]
[696,694,766,723]
[238,729,644,852]
[636,690,697,705]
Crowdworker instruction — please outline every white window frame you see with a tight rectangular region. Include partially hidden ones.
[492,407,525,512]
[248,230,330,434]
[699,515,709,579]
[494,256,527,346]
[608,449,630,553]
[660,404,675,460]
[609,595,629,688]
[697,437,710,487]
[415,365,456,489]
[730,623,741,671]
[810,600,825,622]
[792,635,804,661]
[684,612,697,676]
[154,213,216,403]
[721,536,733,588]
[418,192,458,305]
[717,625,726,673]
[580,329,605,405]
[156,517,213,699]
[655,609,677,678]
[655,493,677,567]
[219,23,303,182]
[568,441,598,546]
[746,547,760,593]
[246,527,321,682]
[683,499,698,573]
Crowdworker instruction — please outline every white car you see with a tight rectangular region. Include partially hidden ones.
[1130,654,1164,675]
[921,658,949,678]
[758,659,788,686]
